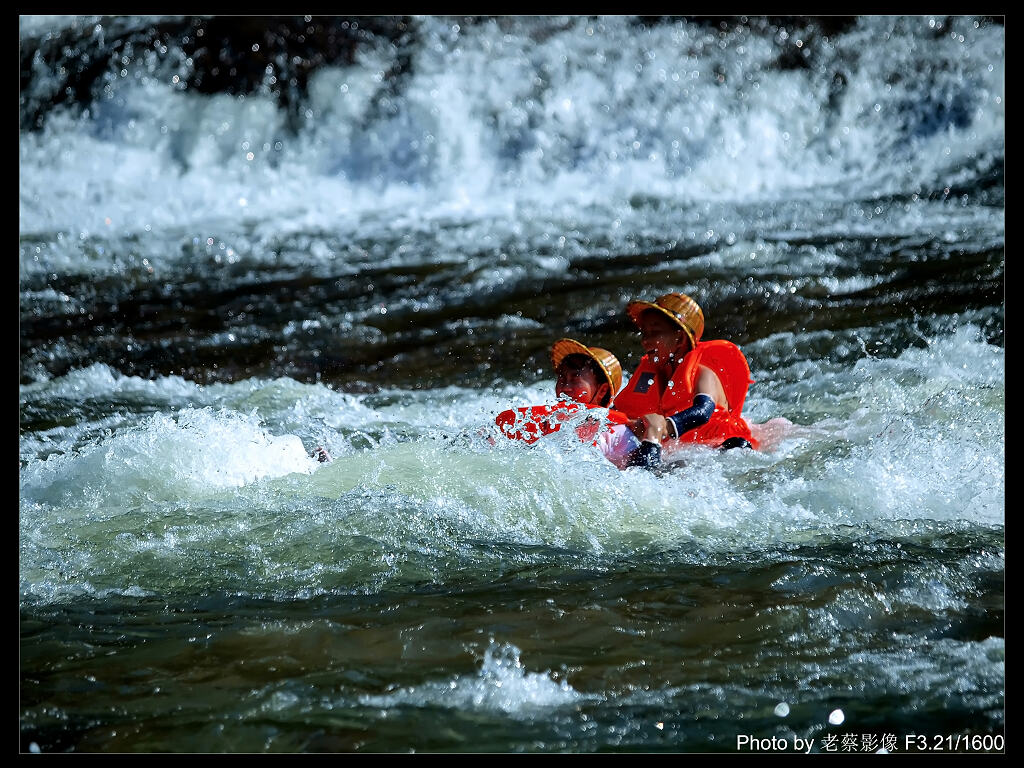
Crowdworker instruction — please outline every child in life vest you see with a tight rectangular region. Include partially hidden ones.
[613,292,759,468]
[494,339,658,470]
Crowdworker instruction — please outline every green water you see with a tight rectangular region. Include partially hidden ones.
[21,530,1004,753]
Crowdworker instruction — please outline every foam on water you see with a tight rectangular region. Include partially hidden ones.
[19,320,1003,605]
[20,363,382,457]
[20,360,201,401]
[20,407,316,510]
[19,16,1004,279]
[818,326,1002,524]
[358,641,582,715]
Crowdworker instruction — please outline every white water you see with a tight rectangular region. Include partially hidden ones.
[19,320,1003,606]
[20,16,1004,278]
[358,642,583,715]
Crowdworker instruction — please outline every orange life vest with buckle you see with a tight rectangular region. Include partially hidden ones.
[613,340,758,449]
[495,401,630,446]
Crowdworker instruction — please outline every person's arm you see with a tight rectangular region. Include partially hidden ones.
[664,393,716,440]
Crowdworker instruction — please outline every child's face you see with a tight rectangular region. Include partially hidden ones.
[637,311,690,364]
[555,359,607,405]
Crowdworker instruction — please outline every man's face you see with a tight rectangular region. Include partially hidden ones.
[555,358,607,405]
[637,310,690,364]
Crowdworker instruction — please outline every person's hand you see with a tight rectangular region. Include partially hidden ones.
[312,446,332,463]
[628,414,668,441]
[638,413,668,443]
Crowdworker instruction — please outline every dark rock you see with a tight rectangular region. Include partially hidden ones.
[20,15,414,132]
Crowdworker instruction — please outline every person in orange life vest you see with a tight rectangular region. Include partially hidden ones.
[494,339,644,469]
[613,292,759,469]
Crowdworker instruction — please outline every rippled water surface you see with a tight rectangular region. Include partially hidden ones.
[20,15,1003,753]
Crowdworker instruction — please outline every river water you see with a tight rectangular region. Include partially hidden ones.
[19,15,1003,753]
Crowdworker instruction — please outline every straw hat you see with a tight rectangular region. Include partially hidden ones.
[626,292,704,349]
[550,338,623,396]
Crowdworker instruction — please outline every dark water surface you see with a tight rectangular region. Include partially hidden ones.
[20,529,1005,753]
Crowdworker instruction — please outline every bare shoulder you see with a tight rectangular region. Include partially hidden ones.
[695,364,729,409]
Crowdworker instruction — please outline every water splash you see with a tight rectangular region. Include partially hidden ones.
[20,16,1004,262]
[359,641,581,715]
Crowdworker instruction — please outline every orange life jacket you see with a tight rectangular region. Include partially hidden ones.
[495,401,630,447]
[613,340,758,449]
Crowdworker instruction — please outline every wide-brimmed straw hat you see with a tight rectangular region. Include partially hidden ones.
[626,292,704,349]
[550,338,623,396]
